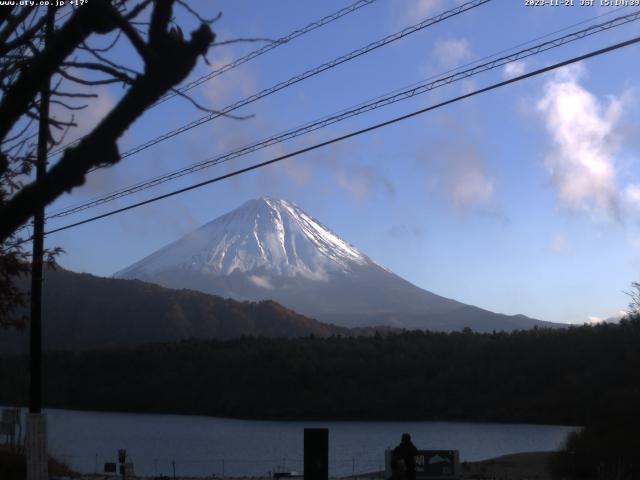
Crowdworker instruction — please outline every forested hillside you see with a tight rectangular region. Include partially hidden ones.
[2,318,639,424]
[0,269,346,354]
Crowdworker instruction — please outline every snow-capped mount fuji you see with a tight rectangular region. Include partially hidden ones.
[117,197,374,282]
[115,197,557,332]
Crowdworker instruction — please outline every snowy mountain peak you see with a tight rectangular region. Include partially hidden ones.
[115,197,370,281]
[113,197,554,332]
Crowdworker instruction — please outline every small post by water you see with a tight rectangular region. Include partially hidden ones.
[304,428,329,480]
[172,459,176,480]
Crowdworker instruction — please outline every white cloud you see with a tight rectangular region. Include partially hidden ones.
[433,38,471,67]
[249,275,274,290]
[549,233,570,254]
[586,311,626,324]
[536,64,625,220]
[502,60,527,80]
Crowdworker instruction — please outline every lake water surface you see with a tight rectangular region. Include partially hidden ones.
[30,409,576,477]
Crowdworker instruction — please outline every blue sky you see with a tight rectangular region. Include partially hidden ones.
[42,0,640,325]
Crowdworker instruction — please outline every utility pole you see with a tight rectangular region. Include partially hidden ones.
[26,7,53,480]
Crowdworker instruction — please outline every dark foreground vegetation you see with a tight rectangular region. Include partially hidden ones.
[550,416,640,479]
[0,446,77,480]
[2,317,639,425]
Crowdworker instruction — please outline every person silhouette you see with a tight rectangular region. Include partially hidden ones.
[392,433,418,480]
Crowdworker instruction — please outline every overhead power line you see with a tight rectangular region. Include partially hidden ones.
[40,34,640,238]
[46,0,379,158]
[48,0,492,163]
[153,0,379,106]
[43,5,633,219]
[44,10,640,221]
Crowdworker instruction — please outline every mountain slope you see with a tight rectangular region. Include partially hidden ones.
[0,268,346,354]
[115,197,559,331]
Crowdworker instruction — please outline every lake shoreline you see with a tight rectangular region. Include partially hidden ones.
[1,403,582,427]
[3,407,575,477]
[54,452,556,480]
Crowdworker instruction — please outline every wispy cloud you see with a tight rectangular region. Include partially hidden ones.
[427,142,495,212]
[447,164,494,210]
[421,117,496,213]
[411,0,449,18]
[395,0,450,25]
[336,165,396,203]
[503,60,527,80]
[433,38,471,68]
[623,183,640,211]
[201,53,257,106]
[117,199,198,238]
[49,81,116,145]
[48,83,123,195]
[249,275,274,289]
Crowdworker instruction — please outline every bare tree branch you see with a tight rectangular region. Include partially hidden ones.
[51,90,99,99]
[176,0,221,25]
[0,0,120,142]
[61,61,136,84]
[79,30,122,53]
[50,99,89,111]
[124,0,154,20]
[81,42,142,76]
[0,6,215,241]
[2,119,35,146]
[0,14,48,56]
[57,69,124,86]
[0,6,34,46]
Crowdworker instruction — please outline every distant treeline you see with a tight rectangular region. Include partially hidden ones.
[1,318,640,425]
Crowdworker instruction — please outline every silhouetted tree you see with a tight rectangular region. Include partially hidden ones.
[625,281,640,318]
[0,0,243,326]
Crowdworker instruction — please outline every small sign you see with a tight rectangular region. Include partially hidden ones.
[385,449,461,479]
[104,462,117,473]
[414,450,460,479]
